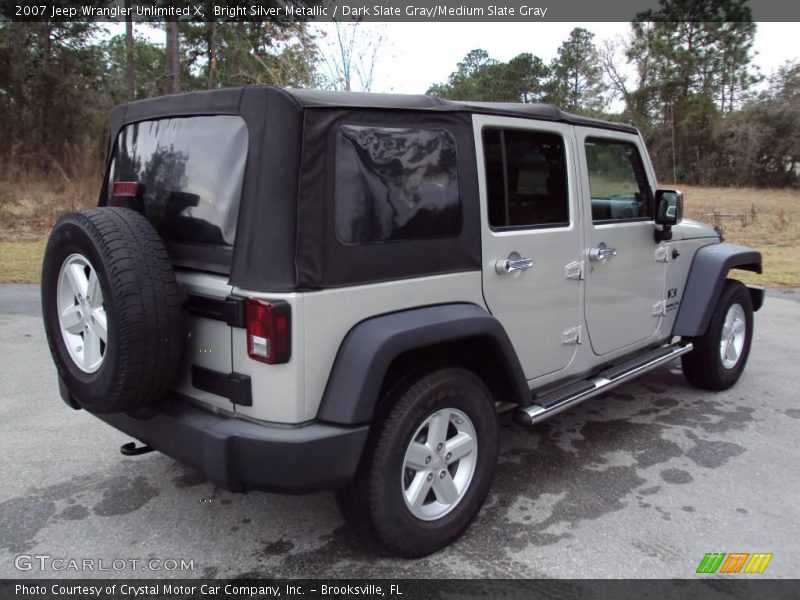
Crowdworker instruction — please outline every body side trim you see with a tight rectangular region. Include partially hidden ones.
[316,303,529,425]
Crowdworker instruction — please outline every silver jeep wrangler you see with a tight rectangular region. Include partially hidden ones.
[41,87,764,557]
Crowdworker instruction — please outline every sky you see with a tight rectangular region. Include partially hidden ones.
[318,22,799,94]
[113,21,799,96]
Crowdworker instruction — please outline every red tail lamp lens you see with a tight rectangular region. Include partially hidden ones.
[246,299,291,364]
[112,181,142,197]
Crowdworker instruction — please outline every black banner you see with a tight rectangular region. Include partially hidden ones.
[2,0,800,22]
[3,579,800,600]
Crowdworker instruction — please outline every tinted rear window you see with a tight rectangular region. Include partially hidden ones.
[334,126,462,244]
[107,116,248,246]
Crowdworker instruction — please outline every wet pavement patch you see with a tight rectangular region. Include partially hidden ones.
[56,504,89,521]
[684,432,746,469]
[0,497,56,552]
[660,469,694,484]
[93,475,159,516]
[261,537,294,556]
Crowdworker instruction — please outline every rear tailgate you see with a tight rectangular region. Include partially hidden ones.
[174,271,235,413]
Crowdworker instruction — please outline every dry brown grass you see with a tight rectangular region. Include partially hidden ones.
[673,184,800,288]
[0,177,98,283]
[0,179,798,286]
[0,178,98,242]
[0,240,47,283]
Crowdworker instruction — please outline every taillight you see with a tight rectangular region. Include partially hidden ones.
[246,299,291,364]
[112,181,142,197]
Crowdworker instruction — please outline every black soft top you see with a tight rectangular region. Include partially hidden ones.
[284,87,638,134]
[103,86,639,292]
[108,85,637,138]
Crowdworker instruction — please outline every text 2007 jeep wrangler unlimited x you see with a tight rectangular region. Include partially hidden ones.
[42,87,764,557]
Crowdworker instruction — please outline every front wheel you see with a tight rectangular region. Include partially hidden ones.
[336,367,498,557]
[682,279,754,391]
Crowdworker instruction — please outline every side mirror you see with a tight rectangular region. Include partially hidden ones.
[654,189,683,242]
[655,189,683,226]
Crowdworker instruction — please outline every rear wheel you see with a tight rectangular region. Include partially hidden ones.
[336,367,498,557]
[682,279,753,391]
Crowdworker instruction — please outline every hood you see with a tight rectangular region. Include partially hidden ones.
[675,218,719,241]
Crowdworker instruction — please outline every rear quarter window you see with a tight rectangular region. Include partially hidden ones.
[107,115,248,246]
[334,126,462,244]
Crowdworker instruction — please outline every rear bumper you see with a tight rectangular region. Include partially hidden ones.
[93,395,369,494]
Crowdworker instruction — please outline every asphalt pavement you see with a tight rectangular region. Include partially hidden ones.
[1,284,798,578]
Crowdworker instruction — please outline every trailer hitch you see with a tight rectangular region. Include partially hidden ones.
[120,441,154,456]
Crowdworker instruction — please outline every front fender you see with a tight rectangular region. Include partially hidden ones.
[316,303,529,425]
[673,242,762,337]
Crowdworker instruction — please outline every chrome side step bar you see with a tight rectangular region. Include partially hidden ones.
[513,343,693,426]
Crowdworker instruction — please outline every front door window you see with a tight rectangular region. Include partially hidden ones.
[585,139,652,222]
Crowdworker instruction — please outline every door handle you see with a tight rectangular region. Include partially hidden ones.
[588,242,618,263]
[495,252,534,275]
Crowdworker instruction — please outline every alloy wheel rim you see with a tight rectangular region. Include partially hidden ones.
[401,407,478,521]
[56,254,108,373]
[720,303,746,370]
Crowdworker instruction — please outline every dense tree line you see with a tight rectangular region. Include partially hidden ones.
[0,16,362,180]
[428,1,799,187]
[0,0,798,187]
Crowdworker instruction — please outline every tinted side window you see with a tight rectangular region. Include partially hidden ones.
[335,126,462,244]
[585,138,652,222]
[107,115,248,245]
[483,128,569,229]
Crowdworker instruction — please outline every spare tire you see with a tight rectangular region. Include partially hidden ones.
[41,207,184,413]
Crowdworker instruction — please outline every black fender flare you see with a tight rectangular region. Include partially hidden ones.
[316,303,530,425]
[672,242,762,337]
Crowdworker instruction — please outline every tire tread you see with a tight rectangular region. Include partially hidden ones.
[682,279,753,391]
[337,367,498,557]
[42,207,183,412]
